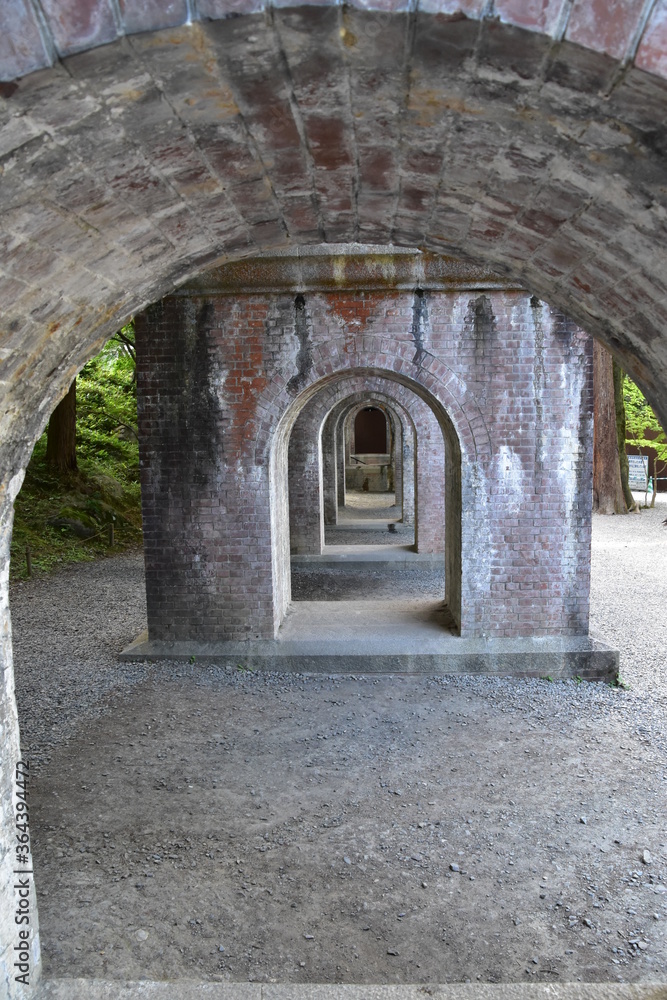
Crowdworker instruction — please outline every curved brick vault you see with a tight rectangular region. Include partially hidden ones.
[2,4,667,498]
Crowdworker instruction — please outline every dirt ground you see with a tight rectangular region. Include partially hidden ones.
[14,500,667,987]
[28,672,666,986]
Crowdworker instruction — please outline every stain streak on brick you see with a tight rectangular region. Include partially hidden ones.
[286,294,312,396]
[531,295,546,472]
[411,288,428,367]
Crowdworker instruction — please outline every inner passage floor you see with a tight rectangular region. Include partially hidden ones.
[9,503,667,986]
[324,491,414,547]
[278,599,453,642]
[292,491,447,642]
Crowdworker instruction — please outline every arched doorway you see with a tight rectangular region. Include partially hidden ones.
[354,406,388,457]
[274,367,462,636]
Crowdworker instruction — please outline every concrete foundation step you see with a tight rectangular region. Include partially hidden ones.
[121,598,618,680]
[292,546,441,567]
[33,980,667,1000]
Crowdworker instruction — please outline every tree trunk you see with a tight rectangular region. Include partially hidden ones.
[613,360,636,511]
[593,342,626,514]
[46,379,77,473]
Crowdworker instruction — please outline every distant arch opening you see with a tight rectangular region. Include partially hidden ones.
[354,406,387,455]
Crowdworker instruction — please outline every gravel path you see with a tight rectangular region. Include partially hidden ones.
[8,503,667,985]
[11,551,150,767]
[10,501,667,763]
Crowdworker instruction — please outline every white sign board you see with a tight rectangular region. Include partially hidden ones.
[627,454,649,487]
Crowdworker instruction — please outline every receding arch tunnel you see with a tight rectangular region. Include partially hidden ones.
[2,3,667,993]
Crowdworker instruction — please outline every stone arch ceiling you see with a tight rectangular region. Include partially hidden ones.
[2,1,667,490]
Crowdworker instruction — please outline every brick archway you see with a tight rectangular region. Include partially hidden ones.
[342,400,406,513]
[332,392,442,549]
[255,349,488,470]
[286,378,447,559]
[270,367,464,635]
[289,388,416,553]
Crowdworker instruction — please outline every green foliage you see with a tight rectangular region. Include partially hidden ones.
[624,375,667,505]
[624,376,667,463]
[10,324,142,580]
[77,325,138,466]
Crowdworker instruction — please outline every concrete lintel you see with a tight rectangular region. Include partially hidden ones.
[176,249,520,296]
[33,979,667,1000]
[120,631,618,681]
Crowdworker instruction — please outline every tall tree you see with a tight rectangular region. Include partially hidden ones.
[593,341,627,514]
[46,379,77,473]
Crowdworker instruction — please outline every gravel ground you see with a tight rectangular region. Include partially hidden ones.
[8,500,667,985]
[12,502,667,765]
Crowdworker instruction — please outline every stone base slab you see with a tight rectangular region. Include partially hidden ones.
[121,630,618,681]
[292,546,443,567]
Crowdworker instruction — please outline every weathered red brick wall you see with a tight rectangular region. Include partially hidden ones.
[136,287,592,641]
[136,296,276,642]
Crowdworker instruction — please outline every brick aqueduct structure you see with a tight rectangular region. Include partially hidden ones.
[2,0,667,993]
[133,248,600,652]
